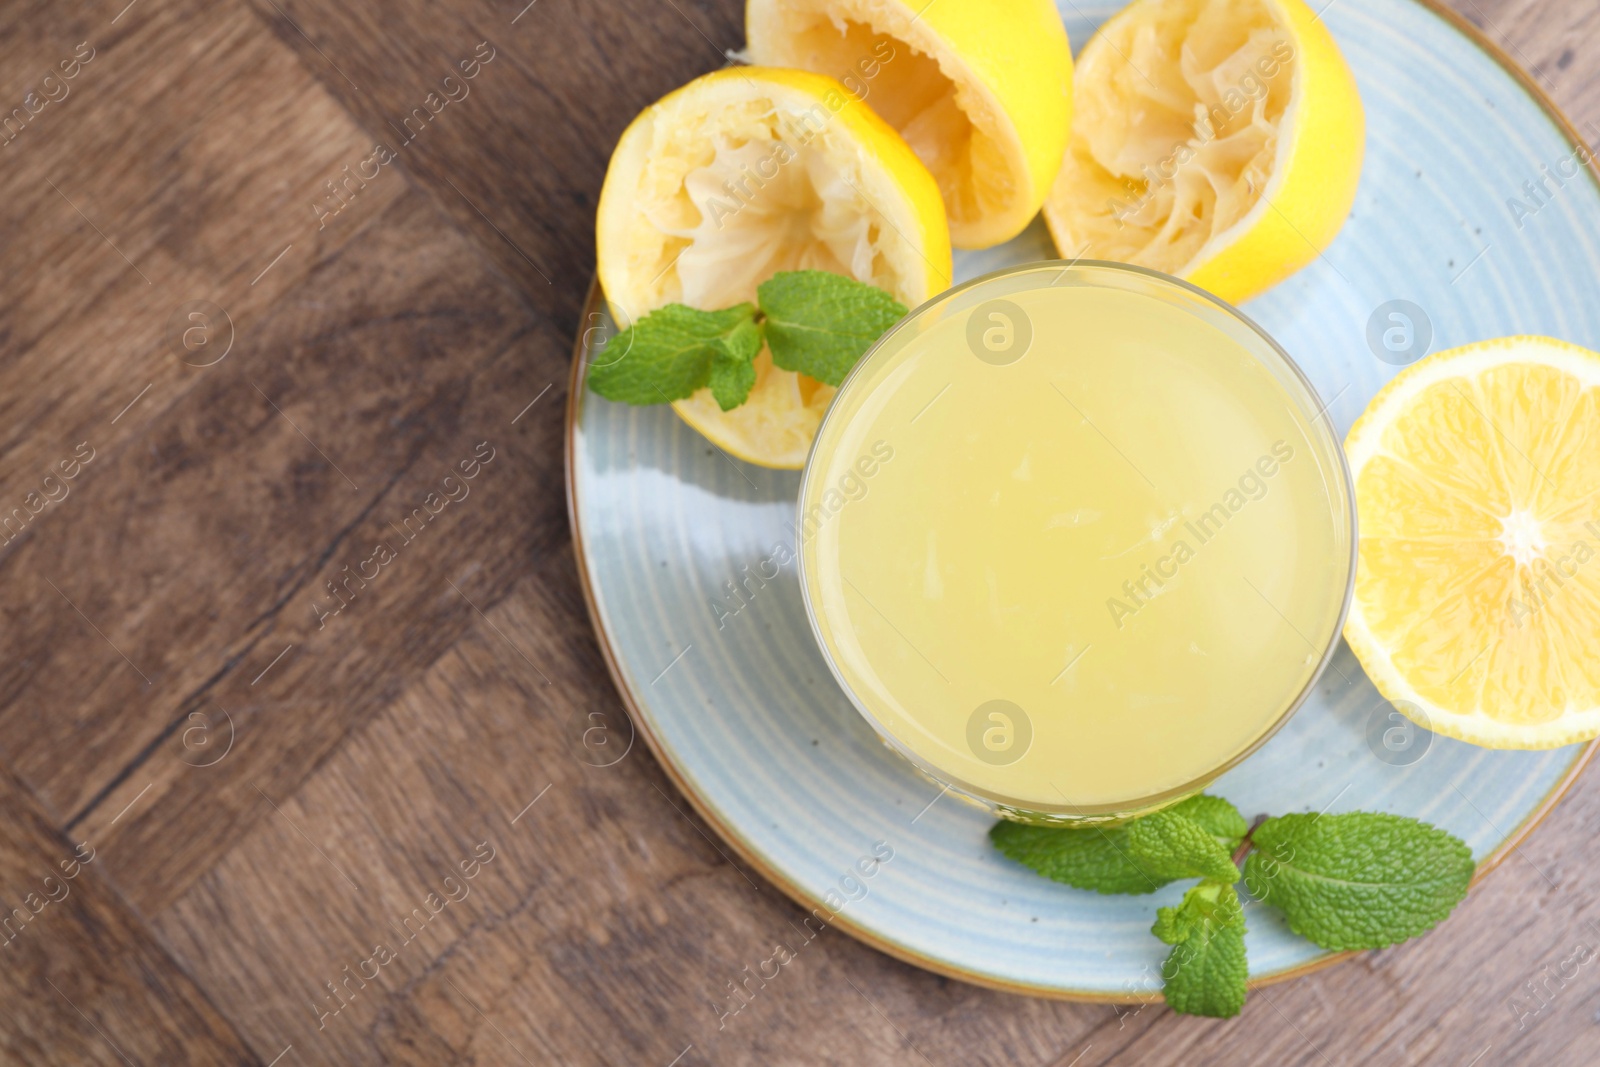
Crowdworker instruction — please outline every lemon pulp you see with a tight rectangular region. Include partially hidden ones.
[1345,337,1600,748]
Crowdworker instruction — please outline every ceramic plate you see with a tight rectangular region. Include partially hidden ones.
[566,0,1600,998]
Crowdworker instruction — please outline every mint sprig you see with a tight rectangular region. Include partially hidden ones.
[991,797,1474,1018]
[588,270,907,411]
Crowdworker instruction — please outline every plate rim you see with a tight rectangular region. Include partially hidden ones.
[563,0,1600,1002]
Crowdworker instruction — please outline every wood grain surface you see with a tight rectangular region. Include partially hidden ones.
[2,0,1597,1063]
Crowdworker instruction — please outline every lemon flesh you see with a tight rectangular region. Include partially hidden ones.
[1345,337,1600,749]
[596,67,951,468]
[1043,0,1364,304]
[746,0,1073,250]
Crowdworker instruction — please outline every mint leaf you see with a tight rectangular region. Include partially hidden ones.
[1242,812,1474,951]
[989,820,1165,896]
[1154,882,1248,1018]
[1168,794,1249,854]
[759,270,906,386]
[988,795,1241,895]
[588,302,758,405]
[706,316,764,410]
[1127,809,1241,885]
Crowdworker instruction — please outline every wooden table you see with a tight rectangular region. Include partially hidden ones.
[2,0,1597,1062]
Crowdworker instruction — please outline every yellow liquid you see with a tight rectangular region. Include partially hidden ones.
[800,266,1351,817]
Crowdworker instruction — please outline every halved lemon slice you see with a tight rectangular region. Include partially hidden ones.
[596,66,951,468]
[745,0,1073,250]
[1042,0,1363,304]
[1345,337,1600,749]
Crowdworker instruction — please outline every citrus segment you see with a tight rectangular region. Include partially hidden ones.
[1354,457,1502,541]
[1542,389,1600,520]
[1377,379,1509,513]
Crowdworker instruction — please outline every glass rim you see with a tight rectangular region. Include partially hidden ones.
[795,258,1360,821]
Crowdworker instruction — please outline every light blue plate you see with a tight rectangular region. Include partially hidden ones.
[567,0,1600,998]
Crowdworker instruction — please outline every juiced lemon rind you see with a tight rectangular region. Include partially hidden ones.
[595,67,951,468]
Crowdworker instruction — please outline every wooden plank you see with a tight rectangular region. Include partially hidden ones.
[0,765,261,1064]
[52,186,564,915]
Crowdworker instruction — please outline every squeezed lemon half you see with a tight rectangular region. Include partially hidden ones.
[1043,0,1364,304]
[745,0,1073,250]
[595,66,951,468]
[1345,337,1600,749]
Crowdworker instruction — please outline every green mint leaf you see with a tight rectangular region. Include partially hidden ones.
[989,820,1167,896]
[587,302,758,405]
[706,317,764,411]
[1127,808,1241,885]
[1242,812,1474,951]
[758,270,906,386]
[1168,794,1250,854]
[1154,882,1248,1018]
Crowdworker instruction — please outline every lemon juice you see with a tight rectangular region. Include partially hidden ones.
[798,262,1354,819]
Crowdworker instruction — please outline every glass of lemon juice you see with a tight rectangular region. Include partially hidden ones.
[798,262,1355,823]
